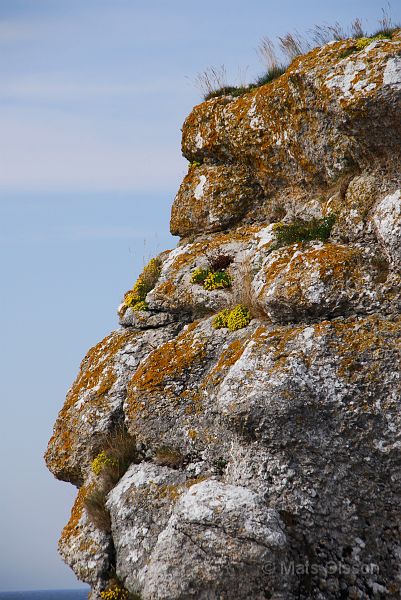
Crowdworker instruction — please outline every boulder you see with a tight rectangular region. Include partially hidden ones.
[45,32,401,599]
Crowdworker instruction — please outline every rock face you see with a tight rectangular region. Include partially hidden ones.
[46,33,401,600]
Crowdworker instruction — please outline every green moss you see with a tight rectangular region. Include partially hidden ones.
[188,160,202,170]
[213,305,251,331]
[124,257,162,311]
[272,215,335,249]
[214,457,228,474]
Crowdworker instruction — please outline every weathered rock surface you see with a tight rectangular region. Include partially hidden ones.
[59,482,113,597]
[253,242,387,323]
[170,163,264,237]
[46,33,401,600]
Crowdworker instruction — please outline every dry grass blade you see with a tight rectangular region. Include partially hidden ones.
[84,489,111,533]
[103,426,140,478]
[258,37,280,71]
[278,32,311,62]
[350,18,366,38]
[231,255,266,319]
[84,427,140,533]
[195,65,228,98]
[153,446,183,468]
[378,2,393,32]
[310,21,347,46]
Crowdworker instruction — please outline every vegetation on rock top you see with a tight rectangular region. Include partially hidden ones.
[271,215,336,249]
[197,9,399,100]
[123,257,162,312]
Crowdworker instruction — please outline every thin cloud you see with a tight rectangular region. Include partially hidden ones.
[0,77,189,101]
[0,108,186,192]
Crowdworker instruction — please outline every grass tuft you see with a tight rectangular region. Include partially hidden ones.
[84,489,111,533]
[272,215,336,249]
[85,427,141,532]
[153,446,183,468]
[195,7,400,101]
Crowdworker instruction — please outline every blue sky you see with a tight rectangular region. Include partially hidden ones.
[1,0,399,592]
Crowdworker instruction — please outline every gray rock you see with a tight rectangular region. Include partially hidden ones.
[142,480,288,600]
[45,34,401,600]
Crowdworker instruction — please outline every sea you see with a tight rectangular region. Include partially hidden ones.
[0,592,89,600]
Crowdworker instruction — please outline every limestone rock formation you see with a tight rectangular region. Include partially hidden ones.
[45,32,401,600]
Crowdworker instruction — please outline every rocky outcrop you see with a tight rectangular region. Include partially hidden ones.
[46,32,401,600]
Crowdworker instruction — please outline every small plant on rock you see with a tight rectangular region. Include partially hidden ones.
[188,160,202,170]
[190,267,210,285]
[84,488,111,532]
[91,428,139,487]
[203,270,232,291]
[207,253,233,272]
[100,576,141,600]
[213,305,251,332]
[91,451,118,476]
[272,214,335,249]
[355,33,391,49]
[212,308,230,329]
[100,585,129,600]
[85,428,140,532]
[214,457,228,475]
[191,254,233,291]
[341,32,394,58]
[123,257,162,312]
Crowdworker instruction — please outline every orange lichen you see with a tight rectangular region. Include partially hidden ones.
[59,484,91,546]
[265,323,311,374]
[45,329,138,479]
[170,163,261,236]
[330,315,401,380]
[259,243,373,310]
[169,225,262,274]
[128,322,202,394]
[205,339,246,386]
[126,322,210,424]
[187,428,198,440]
[66,330,134,412]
